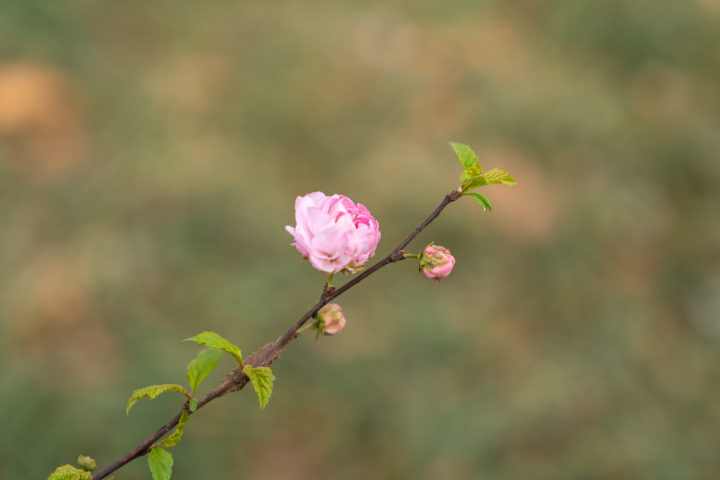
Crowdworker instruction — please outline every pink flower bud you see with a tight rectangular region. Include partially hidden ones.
[286,192,381,275]
[317,303,346,335]
[419,245,455,281]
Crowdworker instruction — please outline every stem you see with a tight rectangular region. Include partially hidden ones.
[403,254,419,259]
[326,273,334,289]
[91,187,462,480]
[296,322,314,334]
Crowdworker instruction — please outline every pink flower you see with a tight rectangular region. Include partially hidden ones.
[419,245,455,281]
[286,192,381,275]
[317,304,346,335]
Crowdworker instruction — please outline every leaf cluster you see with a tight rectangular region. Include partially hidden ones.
[449,142,516,211]
[119,331,275,480]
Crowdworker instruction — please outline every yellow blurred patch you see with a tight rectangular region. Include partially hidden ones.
[0,62,90,178]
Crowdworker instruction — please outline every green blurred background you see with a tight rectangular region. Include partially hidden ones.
[2,0,720,479]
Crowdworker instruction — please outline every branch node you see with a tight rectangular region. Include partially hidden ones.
[390,251,406,263]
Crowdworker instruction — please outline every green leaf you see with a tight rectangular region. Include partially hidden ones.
[243,365,274,409]
[459,167,483,182]
[126,385,190,415]
[189,399,198,412]
[462,168,516,192]
[186,348,223,393]
[482,168,516,186]
[48,465,92,480]
[464,192,493,211]
[148,448,173,480]
[449,142,481,172]
[462,175,488,190]
[157,411,189,448]
[184,332,243,365]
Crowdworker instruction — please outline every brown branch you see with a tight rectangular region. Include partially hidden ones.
[91,187,462,480]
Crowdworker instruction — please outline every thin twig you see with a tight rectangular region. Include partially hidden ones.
[91,187,462,480]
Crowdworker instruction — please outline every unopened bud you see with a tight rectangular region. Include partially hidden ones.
[316,304,346,335]
[78,455,96,472]
[419,245,455,281]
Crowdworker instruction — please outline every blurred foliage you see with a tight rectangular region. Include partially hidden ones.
[1,0,720,479]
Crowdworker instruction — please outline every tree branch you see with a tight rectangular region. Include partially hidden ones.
[92,187,462,480]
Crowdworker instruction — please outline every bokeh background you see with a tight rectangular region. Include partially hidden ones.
[2,0,720,479]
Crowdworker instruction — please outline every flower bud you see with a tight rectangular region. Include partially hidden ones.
[419,245,455,281]
[316,304,346,335]
[78,455,96,472]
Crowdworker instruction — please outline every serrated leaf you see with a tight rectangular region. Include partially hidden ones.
[464,192,493,211]
[48,465,92,480]
[462,168,515,192]
[186,347,223,393]
[157,411,189,448]
[449,142,481,172]
[482,168,516,186]
[462,175,488,191]
[126,385,190,415]
[244,365,274,409]
[459,167,483,182]
[189,399,198,412]
[184,332,243,365]
[148,448,173,480]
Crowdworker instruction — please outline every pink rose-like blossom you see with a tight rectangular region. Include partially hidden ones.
[317,303,346,335]
[419,245,455,281]
[286,192,381,274]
